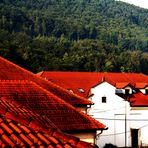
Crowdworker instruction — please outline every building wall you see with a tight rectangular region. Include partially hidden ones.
[130,108,148,147]
[70,131,96,144]
[88,81,148,148]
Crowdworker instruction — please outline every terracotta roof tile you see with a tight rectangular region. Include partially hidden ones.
[0,139,6,148]
[0,122,13,134]
[39,72,148,97]
[20,133,34,146]
[48,136,59,145]
[115,82,131,89]
[37,133,51,145]
[19,125,31,134]
[135,83,148,89]
[0,56,92,106]
[2,135,15,146]
[0,80,106,131]
[0,99,96,147]
[56,144,63,148]
[64,144,73,148]
[129,92,148,107]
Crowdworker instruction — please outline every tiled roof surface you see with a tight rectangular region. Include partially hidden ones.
[115,83,131,89]
[135,83,148,89]
[38,72,104,98]
[129,92,148,107]
[0,56,92,106]
[0,97,95,148]
[0,80,106,131]
[38,72,148,97]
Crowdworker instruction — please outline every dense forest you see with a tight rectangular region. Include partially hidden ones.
[0,0,148,74]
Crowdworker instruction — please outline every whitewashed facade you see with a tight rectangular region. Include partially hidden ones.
[88,81,148,148]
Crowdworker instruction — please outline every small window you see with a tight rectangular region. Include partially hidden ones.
[146,89,148,94]
[125,89,130,94]
[78,88,85,93]
[102,96,106,103]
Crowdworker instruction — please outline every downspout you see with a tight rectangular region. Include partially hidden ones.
[95,128,108,144]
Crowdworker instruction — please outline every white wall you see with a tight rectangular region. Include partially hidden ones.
[88,82,148,148]
[130,108,148,147]
[88,82,131,147]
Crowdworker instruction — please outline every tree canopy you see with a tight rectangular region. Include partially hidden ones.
[0,0,148,74]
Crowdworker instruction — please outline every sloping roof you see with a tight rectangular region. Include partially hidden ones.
[135,83,148,89]
[129,92,148,107]
[38,72,148,98]
[115,83,132,89]
[0,56,92,106]
[0,97,95,147]
[38,72,104,98]
[0,80,106,132]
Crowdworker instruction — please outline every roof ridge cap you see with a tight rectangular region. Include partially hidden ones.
[36,71,44,77]
[0,56,92,105]
[103,73,116,87]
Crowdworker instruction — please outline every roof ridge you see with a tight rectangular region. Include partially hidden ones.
[36,71,44,77]
[0,56,92,105]
[103,73,117,87]
[124,73,136,87]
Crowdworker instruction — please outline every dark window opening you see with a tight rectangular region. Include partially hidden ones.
[125,89,130,94]
[102,97,106,103]
[131,128,139,148]
[146,89,148,94]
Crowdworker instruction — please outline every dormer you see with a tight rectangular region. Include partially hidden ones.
[136,83,148,94]
[115,83,133,94]
[124,86,132,94]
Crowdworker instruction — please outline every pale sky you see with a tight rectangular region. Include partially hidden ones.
[117,0,148,9]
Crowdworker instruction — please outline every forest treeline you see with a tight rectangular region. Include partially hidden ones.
[0,0,148,74]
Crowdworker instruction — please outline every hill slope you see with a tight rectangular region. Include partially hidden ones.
[0,0,148,74]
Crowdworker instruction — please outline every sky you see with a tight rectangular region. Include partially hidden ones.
[117,0,148,9]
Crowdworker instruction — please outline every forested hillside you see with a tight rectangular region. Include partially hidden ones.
[0,0,148,74]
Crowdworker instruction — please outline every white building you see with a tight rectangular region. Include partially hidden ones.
[88,80,148,147]
[38,72,148,147]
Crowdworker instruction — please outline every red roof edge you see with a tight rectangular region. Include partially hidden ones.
[0,56,93,106]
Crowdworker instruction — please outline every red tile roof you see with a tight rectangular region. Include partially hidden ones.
[135,83,148,89]
[38,72,104,98]
[129,92,148,107]
[115,83,132,89]
[0,97,95,147]
[0,80,106,132]
[0,56,92,106]
[38,72,148,97]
